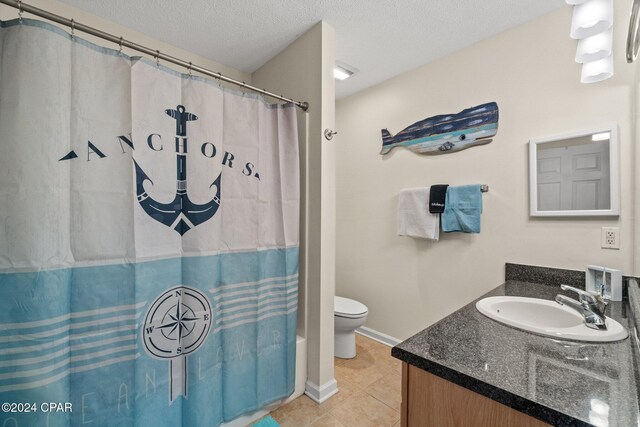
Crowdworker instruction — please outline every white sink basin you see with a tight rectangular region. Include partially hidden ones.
[476,296,628,342]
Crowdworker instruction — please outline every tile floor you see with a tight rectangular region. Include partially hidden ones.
[255,334,402,427]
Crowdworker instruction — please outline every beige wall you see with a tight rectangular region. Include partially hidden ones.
[336,3,638,341]
[253,22,336,397]
[0,0,250,83]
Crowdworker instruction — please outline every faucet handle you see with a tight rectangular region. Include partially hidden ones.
[560,284,599,304]
[560,284,608,312]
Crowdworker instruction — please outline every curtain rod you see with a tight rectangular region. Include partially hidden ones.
[0,0,309,111]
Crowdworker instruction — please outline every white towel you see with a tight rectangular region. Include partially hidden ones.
[398,188,440,240]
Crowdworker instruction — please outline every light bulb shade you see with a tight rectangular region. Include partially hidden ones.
[581,54,614,83]
[575,28,613,62]
[570,0,613,39]
[565,0,589,4]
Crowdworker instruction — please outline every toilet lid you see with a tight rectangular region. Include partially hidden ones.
[335,296,368,318]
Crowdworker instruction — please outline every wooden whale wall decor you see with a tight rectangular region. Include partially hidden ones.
[380,102,499,155]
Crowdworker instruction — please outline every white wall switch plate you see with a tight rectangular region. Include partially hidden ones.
[601,227,620,249]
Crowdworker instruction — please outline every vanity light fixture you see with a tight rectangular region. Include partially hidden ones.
[575,28,613,62]
[570,0,613,39]
[566,0,614,83]
[581,54,614,83]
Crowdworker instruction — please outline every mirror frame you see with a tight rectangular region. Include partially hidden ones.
[529,126,620,217]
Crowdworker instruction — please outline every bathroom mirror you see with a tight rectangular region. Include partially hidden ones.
[529,127,619,217]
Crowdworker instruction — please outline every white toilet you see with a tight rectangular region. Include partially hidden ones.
[334,296,368,359]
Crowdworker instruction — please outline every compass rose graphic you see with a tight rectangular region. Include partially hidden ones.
[143,286,212,403]
[158,303,199,341]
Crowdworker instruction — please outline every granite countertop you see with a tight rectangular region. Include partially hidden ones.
[392,279,640,427]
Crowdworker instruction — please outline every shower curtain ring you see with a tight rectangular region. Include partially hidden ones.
[188,62,192,78]
[17,0,23,23]
[155,50,160,67]
[70,19,75,39]
[242,82,246,96]
[118,36,123,54]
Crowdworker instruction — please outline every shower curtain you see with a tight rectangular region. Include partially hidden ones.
[0,19,299,427]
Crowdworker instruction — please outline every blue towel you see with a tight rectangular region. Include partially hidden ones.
[442,185,483,233]
[253,416,281,427]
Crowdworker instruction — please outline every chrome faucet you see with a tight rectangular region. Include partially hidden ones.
[555,284,608,330]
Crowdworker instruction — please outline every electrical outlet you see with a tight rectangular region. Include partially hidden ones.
[601,227,620,249]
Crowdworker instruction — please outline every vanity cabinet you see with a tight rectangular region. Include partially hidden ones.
[400,363,549,427]
[393,279,639,426]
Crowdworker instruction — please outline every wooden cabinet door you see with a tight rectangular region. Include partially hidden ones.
[401,363,549,427]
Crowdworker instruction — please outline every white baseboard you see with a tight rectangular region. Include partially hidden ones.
[304,378,338,404]
[356,326,402,347]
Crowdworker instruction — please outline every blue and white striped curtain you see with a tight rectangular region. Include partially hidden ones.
[0,19,299,426]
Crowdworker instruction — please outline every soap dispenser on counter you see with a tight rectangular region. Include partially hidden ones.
[586,265,622,301]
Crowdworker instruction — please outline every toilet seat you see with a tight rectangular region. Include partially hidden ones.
[334,296,368,319]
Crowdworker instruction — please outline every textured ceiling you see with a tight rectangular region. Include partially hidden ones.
[57,0,564,99]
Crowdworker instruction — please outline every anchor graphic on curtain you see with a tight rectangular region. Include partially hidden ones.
[134,105,222,235]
